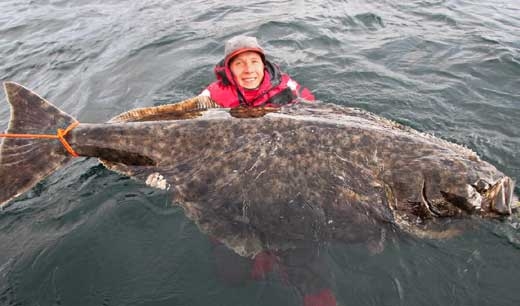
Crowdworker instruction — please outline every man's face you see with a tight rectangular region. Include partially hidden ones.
[229,51,265,89]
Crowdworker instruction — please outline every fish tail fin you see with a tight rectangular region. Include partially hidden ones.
[0,82,78,208]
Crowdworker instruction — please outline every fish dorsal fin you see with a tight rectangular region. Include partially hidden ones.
[108,96,220,123]
[229,106,280,118]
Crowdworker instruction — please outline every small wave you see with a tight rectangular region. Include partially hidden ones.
[354,12,385,30]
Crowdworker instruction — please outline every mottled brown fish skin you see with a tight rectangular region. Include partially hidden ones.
[63,103,515,257]
[2,82,516,258]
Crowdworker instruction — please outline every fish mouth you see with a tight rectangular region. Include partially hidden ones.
[478,177,517,216]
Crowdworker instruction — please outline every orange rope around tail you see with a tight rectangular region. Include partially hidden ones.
[0,121,80,157]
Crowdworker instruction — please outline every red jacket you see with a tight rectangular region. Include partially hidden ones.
[200,59,314,107]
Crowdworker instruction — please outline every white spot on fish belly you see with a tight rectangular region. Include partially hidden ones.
[146,172,170,190]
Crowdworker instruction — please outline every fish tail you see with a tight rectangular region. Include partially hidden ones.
[0,82,78,208]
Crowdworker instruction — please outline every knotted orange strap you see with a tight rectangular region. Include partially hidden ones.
[0,121,80,157]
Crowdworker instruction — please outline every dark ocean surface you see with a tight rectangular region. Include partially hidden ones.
[1,0,519,305]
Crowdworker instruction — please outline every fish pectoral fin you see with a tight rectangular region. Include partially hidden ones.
[408,180,438,220]
[108,96,220,123]
[421,178,454,217]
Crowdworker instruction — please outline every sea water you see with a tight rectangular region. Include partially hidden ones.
[0,1,519,305]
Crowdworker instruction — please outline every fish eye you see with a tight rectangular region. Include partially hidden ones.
[472,179,491,193]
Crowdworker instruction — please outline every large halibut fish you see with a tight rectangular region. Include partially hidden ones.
[0,82,517,258]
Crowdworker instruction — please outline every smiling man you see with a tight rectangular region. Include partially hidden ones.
[200,35,315,107]
[230,50,265,89]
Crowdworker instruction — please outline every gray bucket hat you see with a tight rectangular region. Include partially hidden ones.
[224,35,265,61]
